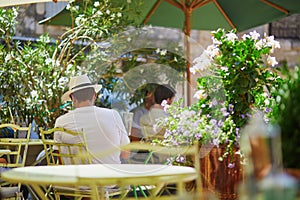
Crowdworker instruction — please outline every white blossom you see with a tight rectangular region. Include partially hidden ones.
[96,10,103,15]
[225,32,238,42]
[31,90,38,99]
[267,56,278,66]
[264,99,270,106]
[249,30,260,40]
[193,89,207,100]
[45,58,52,65]
[5,54,11,62]
[93,1,100,7]
[265,35,280,52]
[160,49,167,56]
[205,44,220,58]
[255,39,264,50]
[191,52,212,74]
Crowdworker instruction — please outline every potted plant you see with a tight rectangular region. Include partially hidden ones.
[156,28,282,199]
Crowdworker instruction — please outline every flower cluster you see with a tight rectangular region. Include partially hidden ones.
[156,98,239,167]
[158,98,239,144]
[191,28,281,128]
[155,29,281,167]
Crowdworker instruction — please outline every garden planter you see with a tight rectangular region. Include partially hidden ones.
[199,146,244,200]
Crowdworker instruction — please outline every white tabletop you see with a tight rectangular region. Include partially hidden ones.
[1,164,197,186]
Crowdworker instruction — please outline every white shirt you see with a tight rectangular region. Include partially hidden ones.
[139,106,167,138]
[54,106,130,164]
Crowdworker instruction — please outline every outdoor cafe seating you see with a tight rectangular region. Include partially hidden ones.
[0,123,32,199]
[0,125,201,200]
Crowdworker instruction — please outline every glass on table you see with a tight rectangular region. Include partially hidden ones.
[121,112,133,136]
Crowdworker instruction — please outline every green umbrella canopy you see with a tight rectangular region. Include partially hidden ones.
[40,0,300,33]
[134,0,300,33]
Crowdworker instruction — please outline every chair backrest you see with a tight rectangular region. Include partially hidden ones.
[39,127,91,165]
[0,123,32,168]
[120,141,202,194]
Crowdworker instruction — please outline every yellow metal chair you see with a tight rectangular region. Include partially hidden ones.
[0,123,32,200]
[0,123,32,168]
[40,127,122,200]
[39,127,91,200]
[40,127,91,166]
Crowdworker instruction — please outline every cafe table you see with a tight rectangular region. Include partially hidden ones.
[1,163,198,200]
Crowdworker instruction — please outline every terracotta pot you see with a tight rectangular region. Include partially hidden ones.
[284,168,300,180]
[199,146,244,200]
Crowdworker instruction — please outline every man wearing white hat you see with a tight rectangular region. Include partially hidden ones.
[54,74,130,164]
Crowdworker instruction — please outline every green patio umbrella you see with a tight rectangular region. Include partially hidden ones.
[40,0,300,103]
[41,0,300,31]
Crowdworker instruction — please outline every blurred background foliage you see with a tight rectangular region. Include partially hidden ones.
[270,63,300,169]
[0,1,186,129]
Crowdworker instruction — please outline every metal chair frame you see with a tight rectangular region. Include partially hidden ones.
[40,127,123,200]
[0,123,32,200]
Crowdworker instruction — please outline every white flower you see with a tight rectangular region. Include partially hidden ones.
[117,12,122,17]
[267,56,278,66]
[193,89,207,100]
[220,66,228,72]
[255,39,264,50]
[25,98,31,104]
[31,90,38,99]
[174,56,178,62]
[12,7,19,17]
[96,10,103,15]
[5,54,11,62]
[212,37,222,45]
[225,32,238,42]
[155,48,160,54]
[55,60,60,67]
[58,77,68,87]
[106,9,110,15]
[276,95,281,103]
[45,58,52,65]
[264,99,270,106]
[242,34,250,41]
[160,49,167,56]
[205,44,220,58]
[249,30,260,40]
[161,100,169,110]
[94,1,100,7]
[265,35,280,52]
[71,5,79,12]
[191,52,212,74]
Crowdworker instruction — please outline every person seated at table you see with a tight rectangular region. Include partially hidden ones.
[130,85,157,141]
[138,84,176,164]
[54,74,130,164]
[140,84,176,140]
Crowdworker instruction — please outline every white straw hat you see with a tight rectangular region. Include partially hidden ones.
[61,74,102,101]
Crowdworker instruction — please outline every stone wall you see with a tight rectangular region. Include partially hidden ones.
[15,3,66,39]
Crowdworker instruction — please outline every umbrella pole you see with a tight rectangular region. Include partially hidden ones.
[184,9,192,106]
